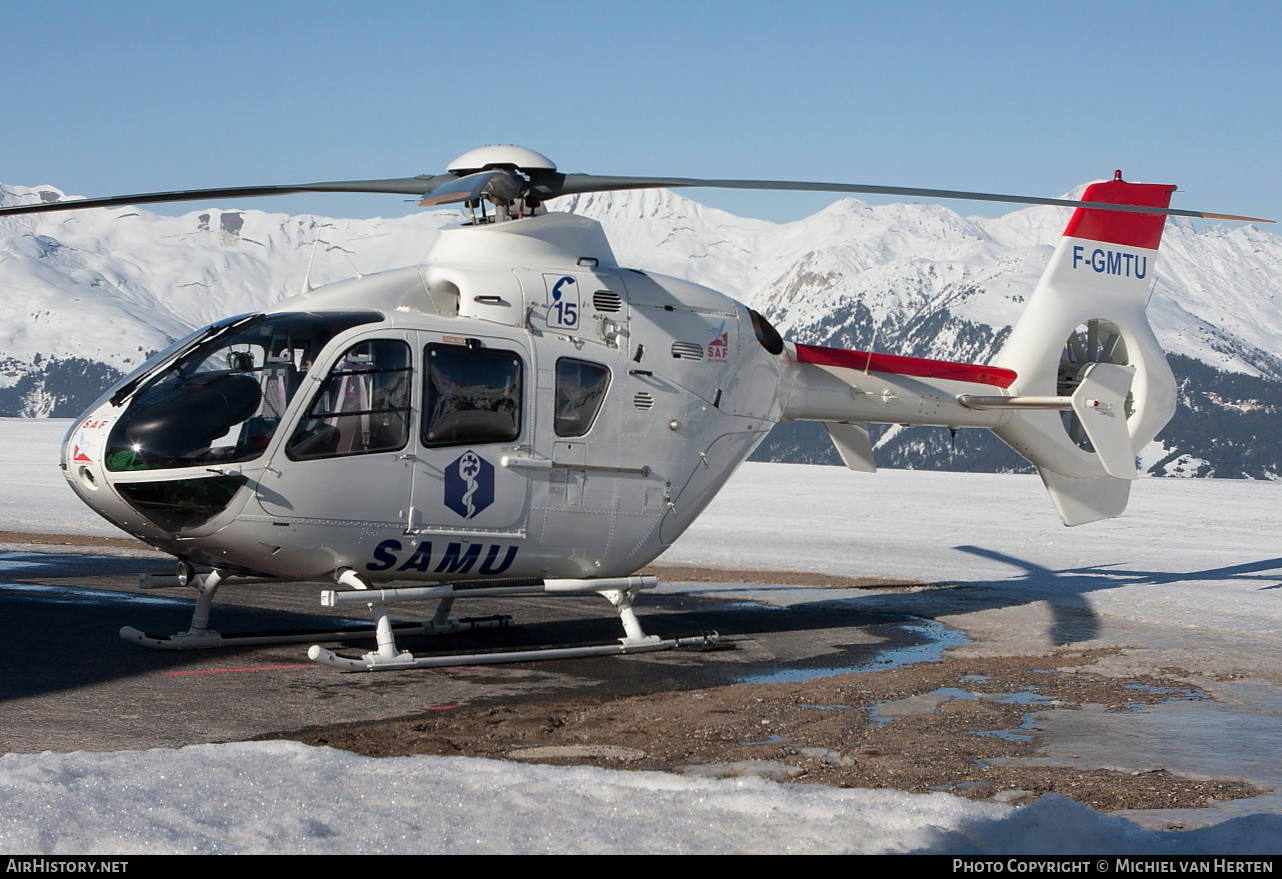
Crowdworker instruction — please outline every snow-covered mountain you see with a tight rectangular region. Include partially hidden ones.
[3,181,1279,476]
[560,189,1282,477]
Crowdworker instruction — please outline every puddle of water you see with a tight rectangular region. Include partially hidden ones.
[741,734,784,747]
[742,617,969,685]
[1117,683,1210,713]
[1030,691,1282,788]
[724,601,785,611]
[969,729,1033,742]
[853,619,970,672]
[996,690,1052,705]
[799,704,849,711]
[1124,683,1209,701]
[0,581,190,608]
[870,686,1053,727]
[0,552,70,572]
[0,553,181,608]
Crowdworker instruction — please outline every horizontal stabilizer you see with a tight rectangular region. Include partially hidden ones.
[824,422,876,472]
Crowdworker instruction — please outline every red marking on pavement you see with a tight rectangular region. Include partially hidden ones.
[421,704,460,711]
[163,664,314,675]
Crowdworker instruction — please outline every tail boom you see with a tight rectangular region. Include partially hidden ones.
[780,344,1018,430]
[776,175,1179,526]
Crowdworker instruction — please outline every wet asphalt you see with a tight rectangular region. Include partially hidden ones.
[0,549,934,754]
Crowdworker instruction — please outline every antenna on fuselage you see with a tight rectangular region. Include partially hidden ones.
[299,237,321,296]
[335,231,391,279]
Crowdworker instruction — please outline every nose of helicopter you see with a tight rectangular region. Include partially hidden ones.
[61,405,146,538]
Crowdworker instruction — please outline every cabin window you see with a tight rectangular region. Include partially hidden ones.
[287,339,412,460]
[422,343,523,447]
[554,358,610,437]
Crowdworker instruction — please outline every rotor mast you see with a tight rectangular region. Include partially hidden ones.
[419,145,560,223]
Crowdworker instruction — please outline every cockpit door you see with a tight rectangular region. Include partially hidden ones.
[255,329,415,527]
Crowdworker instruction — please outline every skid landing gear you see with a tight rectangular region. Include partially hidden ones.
[120,567,718,670]
[120,568,513,650]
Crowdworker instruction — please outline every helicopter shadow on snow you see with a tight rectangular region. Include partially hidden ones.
[884,545,1282,647]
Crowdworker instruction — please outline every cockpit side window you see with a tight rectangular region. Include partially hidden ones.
[286,339,412,460]
[422,343,523,447]
[554,358,610,437]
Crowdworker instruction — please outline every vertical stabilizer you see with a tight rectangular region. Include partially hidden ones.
[992,176,1178,524]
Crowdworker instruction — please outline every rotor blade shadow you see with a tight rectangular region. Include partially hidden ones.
[942,545,1282,646]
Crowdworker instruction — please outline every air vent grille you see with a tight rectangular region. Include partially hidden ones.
[594,290,623,312]
[671,342,704,361]
[633,392,655,410]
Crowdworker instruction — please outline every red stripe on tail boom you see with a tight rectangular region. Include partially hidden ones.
[794,344,1017,388]
[1062,178,1176,250]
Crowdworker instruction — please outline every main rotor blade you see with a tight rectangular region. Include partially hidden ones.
[543,174,1272,223]
[3,167,1269,225]
[0,175,456,217]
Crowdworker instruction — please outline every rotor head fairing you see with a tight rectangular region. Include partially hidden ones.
[446,146,557,175]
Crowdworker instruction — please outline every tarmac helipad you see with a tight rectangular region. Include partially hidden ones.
[0,549,937,754]
[6,544,1282,830]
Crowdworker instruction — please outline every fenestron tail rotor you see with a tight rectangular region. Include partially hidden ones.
[1,146,1271,224]
[1058,319,1132,450]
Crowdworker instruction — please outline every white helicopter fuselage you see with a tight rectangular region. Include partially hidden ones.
[50,172,1189,668]
[61,212,789,584]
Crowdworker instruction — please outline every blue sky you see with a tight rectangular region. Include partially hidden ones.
[5,0,1280,224]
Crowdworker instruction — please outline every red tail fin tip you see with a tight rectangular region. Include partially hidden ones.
[1062,179,1176,250]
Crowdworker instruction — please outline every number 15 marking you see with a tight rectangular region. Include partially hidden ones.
[547,275,580,329]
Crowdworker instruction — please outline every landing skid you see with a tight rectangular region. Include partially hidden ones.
[119,615,514,650]
[308,632,719,671]
[121,567,719,671]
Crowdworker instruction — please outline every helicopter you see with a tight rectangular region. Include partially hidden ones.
[1,145,1267,670]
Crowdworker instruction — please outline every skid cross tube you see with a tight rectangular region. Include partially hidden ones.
[306,571,716,671]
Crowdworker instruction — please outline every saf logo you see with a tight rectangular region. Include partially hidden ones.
[706,322,729,362]
[71,417,110,464]
[72,430,97,464]
[445,450,495,519]
[545,274,580,329]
